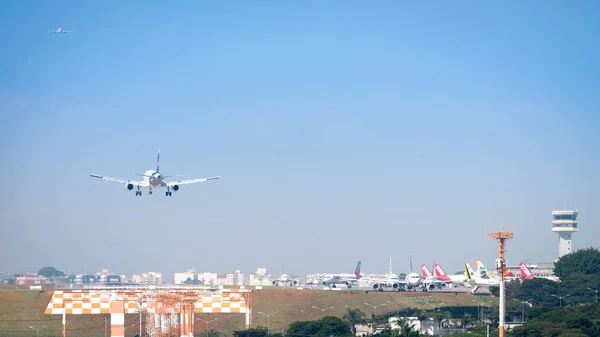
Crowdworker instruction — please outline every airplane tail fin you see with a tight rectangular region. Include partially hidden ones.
[156,150,160,172]
[475,260,493,279]
[464,264,472,280]
[354,261,362,278]
[421,264,433,278]
[519,262,535,280]
[506,268,516,277]
[466,263,478,280]
[434,264,452,281]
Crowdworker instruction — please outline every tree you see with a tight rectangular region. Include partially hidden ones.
[38,266,65,277]
[553,247,600,281]
[415,311,428,334]
[287,316,352,337]
[393,317,420,337]
[460,313,474,332]
[233,327,268,337]
[343,308,367,336]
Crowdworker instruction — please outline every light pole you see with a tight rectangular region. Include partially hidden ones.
[258,311,278,335]
[29,326,46,337]
[587,287,599,302]
[520,299,533,322]
[138,301,144,337]
[312,305,335,318]
[364,302,387,315]
[551,294,571,307]
[196,316,222,337]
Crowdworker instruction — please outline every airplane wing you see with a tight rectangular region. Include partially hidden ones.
[89,174,148,187]
[165,176,220,186]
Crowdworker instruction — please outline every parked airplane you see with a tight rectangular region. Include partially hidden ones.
[89,151,221,196]
[322,261,362,288]
[475,260,519,280]
[519,262,535,280]
[371,257,445,292]
[433,264,468,285]
[49,28,73,33]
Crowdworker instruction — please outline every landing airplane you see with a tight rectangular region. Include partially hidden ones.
[49,28,73,33]
[89,151,220,196]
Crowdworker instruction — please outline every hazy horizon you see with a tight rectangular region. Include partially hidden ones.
[1,1,599,280]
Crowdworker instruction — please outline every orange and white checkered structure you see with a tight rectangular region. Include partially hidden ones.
[44,286,252,337]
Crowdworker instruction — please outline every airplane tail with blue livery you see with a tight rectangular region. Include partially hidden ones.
[89,150,220,197]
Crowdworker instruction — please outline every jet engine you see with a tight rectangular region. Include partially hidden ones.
[272,281,277,286]
[126,183,134,191]
[172,185,179,192]
[372,283,380,290]
[392,283,399,289]
[428,284,435,290]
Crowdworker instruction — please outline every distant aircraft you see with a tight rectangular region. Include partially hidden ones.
[49,28,73,33]
[432,263,468,285]
[370,257,446,292]
[89,151,220,196]
[322,261,362,288]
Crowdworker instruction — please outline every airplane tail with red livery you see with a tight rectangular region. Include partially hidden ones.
[421,264,433,278]
[506,268,517,278]
[434,264,452,281]
[519,262,535,280]
[354,261,362,279]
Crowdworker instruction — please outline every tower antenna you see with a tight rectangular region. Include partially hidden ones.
[487,226,514,337]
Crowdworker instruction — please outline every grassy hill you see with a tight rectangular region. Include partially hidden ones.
[0,285,493,337]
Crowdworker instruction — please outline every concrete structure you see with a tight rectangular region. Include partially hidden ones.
[44,286,253,337]
[131,272,163,284]
[551,210,579,258]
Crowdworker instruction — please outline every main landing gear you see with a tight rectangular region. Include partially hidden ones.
[149,188,153,195]
[135,186,142,196]
[166,187,172,197]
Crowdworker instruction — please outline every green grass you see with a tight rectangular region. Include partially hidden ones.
[0,285,492,336]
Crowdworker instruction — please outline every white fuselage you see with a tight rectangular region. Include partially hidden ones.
[144,170,164,188]
[405,272,422,288]
[322,274,359,286]
[442,274,468,284]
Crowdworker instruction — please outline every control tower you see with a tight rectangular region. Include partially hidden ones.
[551,210,579,258]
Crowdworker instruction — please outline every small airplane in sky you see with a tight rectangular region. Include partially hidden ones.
[48,28,74,33]
[89,151,221,196]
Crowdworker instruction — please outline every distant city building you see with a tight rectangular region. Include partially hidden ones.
[248,268,272,286]
[173,269,243,286]
[174,269,197,285]
[16,273,46,285]
[225,270,244,286]
[551,209,579,258]
[131,272,163,284]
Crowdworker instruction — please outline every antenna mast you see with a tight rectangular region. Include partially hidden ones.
[486,227,514,337]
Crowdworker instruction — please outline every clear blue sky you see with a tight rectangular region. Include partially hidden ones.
[1,1,599,280]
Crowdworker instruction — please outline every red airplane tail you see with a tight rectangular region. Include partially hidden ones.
[434,264,452,281]
[421,264,433,278]
[519,262,535,280]
[354,261,362,279]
